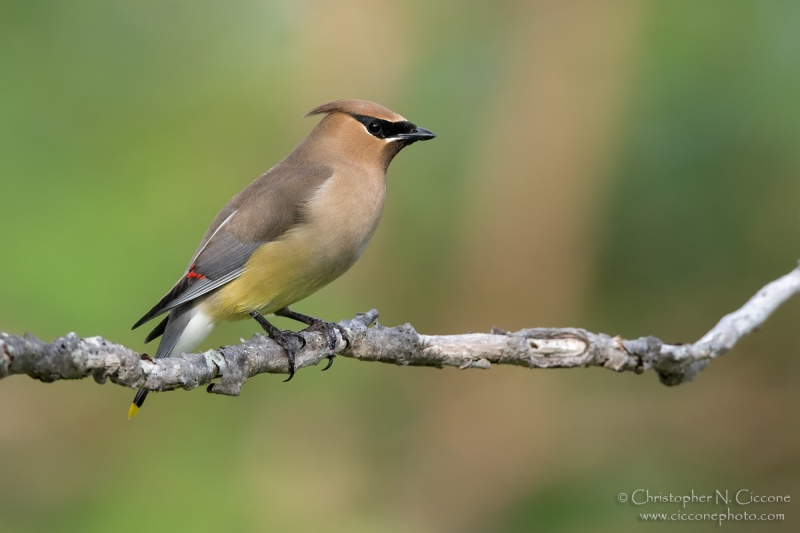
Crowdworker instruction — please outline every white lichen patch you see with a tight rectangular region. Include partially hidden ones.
[203,350,227,375]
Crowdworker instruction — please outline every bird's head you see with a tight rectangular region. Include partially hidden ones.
[305,99,435,169]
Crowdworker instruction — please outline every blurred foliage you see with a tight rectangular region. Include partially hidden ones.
[1,1,799,532]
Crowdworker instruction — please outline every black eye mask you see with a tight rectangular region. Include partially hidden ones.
[351,114,416,140]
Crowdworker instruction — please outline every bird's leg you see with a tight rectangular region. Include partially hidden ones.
[274,307,351,371]
[249,311,305,382]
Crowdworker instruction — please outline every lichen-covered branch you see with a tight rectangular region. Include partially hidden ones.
[2,264,799,395]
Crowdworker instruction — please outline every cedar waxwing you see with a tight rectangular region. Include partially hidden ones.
[129,100,435,417]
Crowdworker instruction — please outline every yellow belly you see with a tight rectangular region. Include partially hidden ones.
[202,168,386,322]
[203,228,359,322]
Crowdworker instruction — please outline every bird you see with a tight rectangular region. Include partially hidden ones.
[128,99,435,418]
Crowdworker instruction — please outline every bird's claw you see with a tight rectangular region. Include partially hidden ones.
[268,329,305,382]
[302,320,351,371]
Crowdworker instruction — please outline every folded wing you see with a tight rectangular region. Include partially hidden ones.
[132,164,334,331]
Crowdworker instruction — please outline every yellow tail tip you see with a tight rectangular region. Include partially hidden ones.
[128,404,140,419]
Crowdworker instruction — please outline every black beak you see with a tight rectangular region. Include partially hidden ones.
[396,126,436,142]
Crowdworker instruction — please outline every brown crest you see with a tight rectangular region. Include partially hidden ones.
[306,99,405,122]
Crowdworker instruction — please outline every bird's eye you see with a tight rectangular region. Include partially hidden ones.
[368,121,382,134]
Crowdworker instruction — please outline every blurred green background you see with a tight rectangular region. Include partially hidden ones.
[2,1,799,532]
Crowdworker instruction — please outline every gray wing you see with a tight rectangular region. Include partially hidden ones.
[132,163,333,330]
[131,228,260,330]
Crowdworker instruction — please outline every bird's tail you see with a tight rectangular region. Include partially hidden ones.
[128,389,149,418]
[128,303,214,418]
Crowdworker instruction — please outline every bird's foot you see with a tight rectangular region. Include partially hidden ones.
[269,329,306,382]
[250,310,305,382]
[302,319,351,371]
[273,307,351,372]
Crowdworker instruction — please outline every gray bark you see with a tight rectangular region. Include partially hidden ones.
[2,264,799,396]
